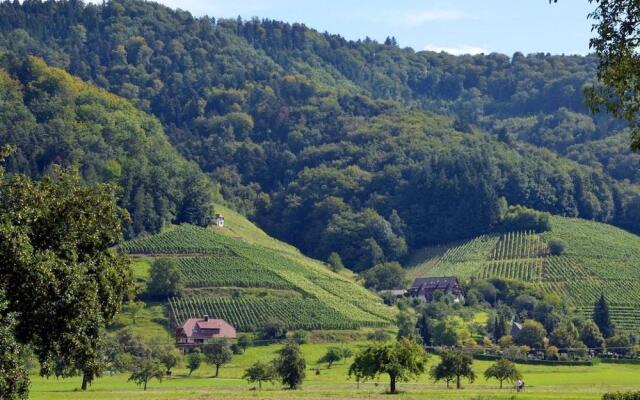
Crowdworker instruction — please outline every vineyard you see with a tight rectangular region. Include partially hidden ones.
[407,216,640,333]
[174,256,293,289]
[124,223,395,331]
[168,296,387,331]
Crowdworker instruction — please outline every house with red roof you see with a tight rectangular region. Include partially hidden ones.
[175,315,236,353]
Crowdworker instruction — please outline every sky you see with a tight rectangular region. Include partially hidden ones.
[138,0,596,56]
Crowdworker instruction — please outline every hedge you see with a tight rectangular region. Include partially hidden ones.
[603,392,640,400]
[473,353,595,366]
[599,358,640,365]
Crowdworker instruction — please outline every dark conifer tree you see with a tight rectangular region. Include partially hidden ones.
[593,293,615,338]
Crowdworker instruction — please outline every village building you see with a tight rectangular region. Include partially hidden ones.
[175,316,236,353]
[215,213,225,227]
[407,276,465,303]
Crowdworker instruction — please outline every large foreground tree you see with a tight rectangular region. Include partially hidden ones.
[0,146,132,396]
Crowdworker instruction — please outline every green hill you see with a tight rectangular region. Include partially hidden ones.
[123,213,396,332]
[406,216,640,333]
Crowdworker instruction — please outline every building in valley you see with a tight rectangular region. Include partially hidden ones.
[175,315,236,353]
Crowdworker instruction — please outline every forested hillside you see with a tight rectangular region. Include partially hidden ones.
[0,56,214,237]
[1,0,640,270]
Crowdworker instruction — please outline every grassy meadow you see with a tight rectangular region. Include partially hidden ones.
[29,340,640,400]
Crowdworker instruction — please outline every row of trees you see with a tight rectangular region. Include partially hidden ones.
[348,337,521,394]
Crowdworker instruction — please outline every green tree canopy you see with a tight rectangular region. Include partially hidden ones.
[0,161,132,393]
[349,338,427,394]
[484,359,522,389]
[274,341,306,389]
[429,351,476,389]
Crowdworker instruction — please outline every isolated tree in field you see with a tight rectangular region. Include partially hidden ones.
[0,293,29,400]
[318,346,352,368]
[147,258,183,298]
[594,294,615,338]
[186,349,202,376]
[150,340,181,374]
[243,360,276,390]
[274,341,306,389]
[128,300,145,325]
[204,340,233,377]
[484,359,522,389]
[327,252,345,271]
[514,320,546,349]
[349,338,427,394]
[0,158,132,394]
[430,351,476,389]
[128,357,164,391]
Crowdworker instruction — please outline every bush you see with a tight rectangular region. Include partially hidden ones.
[367,329,391,342]
[496,205,551,233]
[548,239,566,255]
[361,262,406,291]
[603,392,640,400]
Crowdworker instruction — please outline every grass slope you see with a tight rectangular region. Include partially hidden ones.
[406,216,640,333]
[123,214,395,331]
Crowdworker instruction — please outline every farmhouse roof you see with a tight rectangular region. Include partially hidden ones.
[410,276,460,290]
[176,317,236,339]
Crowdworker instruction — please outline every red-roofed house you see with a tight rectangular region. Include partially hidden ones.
[175,315,237,353]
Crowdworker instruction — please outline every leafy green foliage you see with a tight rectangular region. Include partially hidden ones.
[0,165,132,393]
[243,361,276,389]
[128,357,164,391]
[362,262,406,291]
[430,351,476,389]
[0,293,29,400]
[484,359,522,389]
[0,56,213,237]
[2,0,640,270]
[146,258,183,298]
[349,338,427,394]
[186,349,202,376]
[274,342,306,389]
[594,294,615,338]
[204,340,233,378]
[513,320,547,349]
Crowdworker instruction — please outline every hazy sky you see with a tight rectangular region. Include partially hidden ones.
[134,1,595,56]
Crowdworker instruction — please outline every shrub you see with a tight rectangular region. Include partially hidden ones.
[496,205,551,233]
[603,392,640,400]
[548,239,566,255]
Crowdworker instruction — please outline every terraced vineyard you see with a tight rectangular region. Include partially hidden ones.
[407,216,640,333]
[124,223,394,331]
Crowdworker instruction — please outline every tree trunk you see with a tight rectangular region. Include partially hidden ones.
[81,372,89,391]
[446,380,450,389]
[259,380,262,390]
[499,379,503,389]
[389,374,397,394]
[215,364,220,377]
[456,375,461,389]
[144,380,148,391]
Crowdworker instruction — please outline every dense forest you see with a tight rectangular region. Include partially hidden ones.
[0,55,214,237]
[1,0,639,270]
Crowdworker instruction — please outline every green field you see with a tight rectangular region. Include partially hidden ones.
[29,341,640,400]
[123,207,395,332]
[406,216,640,333]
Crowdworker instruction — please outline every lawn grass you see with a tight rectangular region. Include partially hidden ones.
[29,341,640,400]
